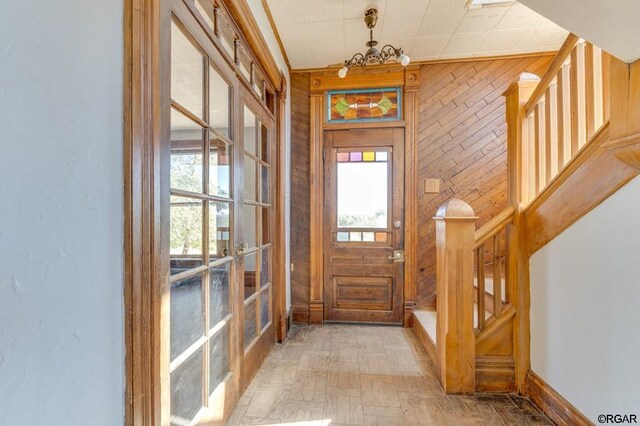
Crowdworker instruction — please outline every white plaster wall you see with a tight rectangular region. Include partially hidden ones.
[530,176,640,422]
[520,0,640,63]
[0,0,124,424]
[245,0,292,311]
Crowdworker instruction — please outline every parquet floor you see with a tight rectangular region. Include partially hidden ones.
[228,325,552,425]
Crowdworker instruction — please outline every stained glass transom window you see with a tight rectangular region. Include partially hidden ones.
[327,87,402,123]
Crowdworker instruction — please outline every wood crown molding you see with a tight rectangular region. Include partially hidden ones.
[225,0,284,90]
[526,371,592,426]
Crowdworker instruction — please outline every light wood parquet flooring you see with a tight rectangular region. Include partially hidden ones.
[228,325,551,425]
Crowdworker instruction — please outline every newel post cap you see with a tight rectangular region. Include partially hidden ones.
[434,198,478,221]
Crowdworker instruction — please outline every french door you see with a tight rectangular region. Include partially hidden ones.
[167,1,276,424]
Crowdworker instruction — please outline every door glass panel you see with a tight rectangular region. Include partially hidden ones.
[243,205,257,249]
[170,348,203,425]
[171,109,204,193]
[170,272,204,361]
[209,66,231,138]
[260,247,270,287]
[260,123,269,163]
[209,325,230,394]
[209,137,231,197]
[209,201,230,260]
[209,262,230,328]
[337,152,388,228]
[243,253,257,300]
[261,166,269,204]
[170,196,203,275]
[171,22,203,118]
[261,208,270,245]
[244,299,257,348]
[243,156,257,201]
[260,288,270,329]
[243,107,257,156]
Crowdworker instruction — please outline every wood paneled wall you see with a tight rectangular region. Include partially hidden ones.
[288,55,554,316]
[416,56,553,307]
[290,73,311,321]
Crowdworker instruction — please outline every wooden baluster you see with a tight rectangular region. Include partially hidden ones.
[592,46,604,130]
[585,43,597,139]
[477,247,485,330]
[557,63,572,169]
[545,84,558,180]
[527,114,536,200]
[602,51,610,121]
[534,101,546,192]
[570,41,587,154]
[493,234,502,316]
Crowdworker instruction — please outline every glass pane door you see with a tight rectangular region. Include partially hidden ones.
[241,105,272,352]
[169,20,234,425]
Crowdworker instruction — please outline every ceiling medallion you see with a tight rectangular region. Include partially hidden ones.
[339,7,410,78]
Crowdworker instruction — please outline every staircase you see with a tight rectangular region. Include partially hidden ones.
[413,34,615,394]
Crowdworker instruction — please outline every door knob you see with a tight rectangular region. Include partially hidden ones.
[388,250,405,262]
[236,242,249,256]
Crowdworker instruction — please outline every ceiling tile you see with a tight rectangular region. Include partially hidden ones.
[300,0,344,23]
[457,5,510,33]
[411,35,451,58]
[343,0,388,20]
[379,0,429,40]
[443,30,490,55]
[265,0,568,69]
[266,0,304,25]
[427,0,468,11]
[418,9,467,37]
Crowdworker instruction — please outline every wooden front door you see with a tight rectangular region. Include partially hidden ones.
[323,128,405,324]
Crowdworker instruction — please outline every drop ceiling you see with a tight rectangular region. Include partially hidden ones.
[265,0,569,70]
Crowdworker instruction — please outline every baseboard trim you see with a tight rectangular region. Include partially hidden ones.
[291,304,309,323]
[525,371,592,425]
[475,356,515,393]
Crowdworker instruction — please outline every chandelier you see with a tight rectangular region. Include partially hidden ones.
[339,8,411,78]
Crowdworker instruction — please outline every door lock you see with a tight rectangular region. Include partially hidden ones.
[388,250,405,262]
[393,221,402,228]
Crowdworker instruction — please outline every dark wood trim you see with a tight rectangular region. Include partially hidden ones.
[413,313,437,367]
[225,0,282,90]
[290,51,557,74]
[475,356,515,393]
[524,122,639,255]
[403,66,420,327]
[291,303,310,323]
[123,0,167,423]
[526,371,593,426]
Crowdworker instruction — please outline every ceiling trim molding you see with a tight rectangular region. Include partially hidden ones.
[225,0,283,90]
[290,50,557,74]
[261,0,292,72]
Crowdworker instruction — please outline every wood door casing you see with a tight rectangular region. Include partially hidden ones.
[323,128,405,324]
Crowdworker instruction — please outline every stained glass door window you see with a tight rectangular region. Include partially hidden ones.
[327,87,402,123]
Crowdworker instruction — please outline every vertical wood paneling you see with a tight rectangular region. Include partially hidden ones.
[289,73,311,320]
[416,55,553,307]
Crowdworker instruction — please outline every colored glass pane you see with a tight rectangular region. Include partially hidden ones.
[336,152,349,162]
[349,152,362,162]
[376,151,388,162]
[350,232,362,242]
[375,232,387,242]
[362,232,374,242]
[363,151,375,162]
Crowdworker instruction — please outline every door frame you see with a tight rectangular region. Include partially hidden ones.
[307,66,421,326]
[123,0,288,423]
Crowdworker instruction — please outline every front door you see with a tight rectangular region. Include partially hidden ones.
[323,128,405,324]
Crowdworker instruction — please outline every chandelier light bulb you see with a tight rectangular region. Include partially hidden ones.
[399,53,411,66]
[338,66,349,78]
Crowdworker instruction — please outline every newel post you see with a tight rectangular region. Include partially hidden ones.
[504,73,539,392]
[434,198,478,394]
